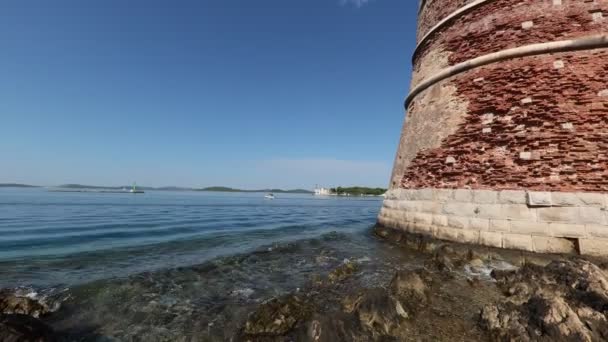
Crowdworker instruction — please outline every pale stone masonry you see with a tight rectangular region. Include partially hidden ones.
[378,189,608,256]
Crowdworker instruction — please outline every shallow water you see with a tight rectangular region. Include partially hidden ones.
[1,188,403,339]
[45,232,426,340]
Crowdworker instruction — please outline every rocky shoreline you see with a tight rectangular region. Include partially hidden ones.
[3,226,608,341]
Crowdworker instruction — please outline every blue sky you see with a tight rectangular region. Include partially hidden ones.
[1,0,418,189]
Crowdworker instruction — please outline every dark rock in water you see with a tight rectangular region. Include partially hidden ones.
[0,291,49,318]
[327,260,357,284]
[349,288,408,336]
[309,260,358,288]
[480,259,608,341]
[389,270,428,307]
[424,254,454,274]
[373,225,391,239]
[296,312,370,342]
[0,314,56,342]
[481,294,608,342]
[243,294,313,336]
[374,226,440,255]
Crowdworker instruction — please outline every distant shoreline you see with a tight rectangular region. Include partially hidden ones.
[0,183,40,188]
[1,184,385,196]
[48,189,141,194]
[196,187,312,194]
[0,183,313,194]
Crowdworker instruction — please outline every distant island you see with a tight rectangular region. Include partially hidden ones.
[55,184,312,193]
[329,186,387,196]
[0,183,39,188]
[0,183,313,194]
[197,186,312,194]
[1,183,383,196]
[55,184,191,191]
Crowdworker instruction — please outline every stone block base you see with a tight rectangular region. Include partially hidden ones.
[379,188,608,256]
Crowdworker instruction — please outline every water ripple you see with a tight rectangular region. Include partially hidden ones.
[0,189,382,287]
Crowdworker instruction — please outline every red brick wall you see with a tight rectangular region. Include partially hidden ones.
[400,49,608,192]
[414,0,608,73]
[416,0,474,42]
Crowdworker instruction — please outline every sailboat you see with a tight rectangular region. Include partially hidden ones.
[129,182,145,194]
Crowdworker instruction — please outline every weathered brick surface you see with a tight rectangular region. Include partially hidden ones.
[390,82,468,188]
[416,0,475,43]
[381,1,608,256]
[414,0,608,83]
[402,50,608,192]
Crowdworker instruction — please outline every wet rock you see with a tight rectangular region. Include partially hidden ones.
[341,292,364,314]
[243,294,313,336]
[350,288,408,336]
[0,314,56,342]
[479,303,530,341]
[468,258,484,269]
[314,255,331,266]
[494,259,608,308]
[309,274,324,287]
[481,294,607,342]
[389,270,428,307]
[480,259,608,341]
[532,295,596,341]
[297,312,370,342]
[374,225,390,239]
[465,258,490,277]
[327,260,357,284]
[424,254,454,274]
[0,291,49,318]
[466,276,483,288]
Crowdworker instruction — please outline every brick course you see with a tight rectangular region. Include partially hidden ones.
[416,0,474,43]
[402,50,608,192]
[413,0,608,87]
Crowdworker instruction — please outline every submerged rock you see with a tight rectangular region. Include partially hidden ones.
[297,312,370,342]
[0,314,56,342]
[0,291,50,318]
[352,288,408,335]
[424,254,455,274]
[243,294,313,336]
[327,260,357,284]
[480,259,608,341]
[389,270,428,306]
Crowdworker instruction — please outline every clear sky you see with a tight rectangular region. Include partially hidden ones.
[1,0,418,189]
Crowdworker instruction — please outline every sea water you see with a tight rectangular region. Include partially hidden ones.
[1,187,416,340]
[0,188,382,287]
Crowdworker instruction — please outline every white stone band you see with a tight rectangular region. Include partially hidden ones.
[405,35,608,108]
[378,188,608,256]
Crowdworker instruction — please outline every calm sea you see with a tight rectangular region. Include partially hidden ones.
[0,188,429,340]
[0,188,383,288]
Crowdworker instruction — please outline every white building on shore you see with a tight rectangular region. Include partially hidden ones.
[313,186,332,196]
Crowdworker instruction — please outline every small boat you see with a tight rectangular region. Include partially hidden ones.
[264,193,275,199]
[129,183,144,194]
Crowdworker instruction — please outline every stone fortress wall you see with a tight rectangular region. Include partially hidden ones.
[378,0,608,255]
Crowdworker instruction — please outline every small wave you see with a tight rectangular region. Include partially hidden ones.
[356,256,371,263]
[229,288,254,299]
[3,286,70,314]
[463,260,518,280]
